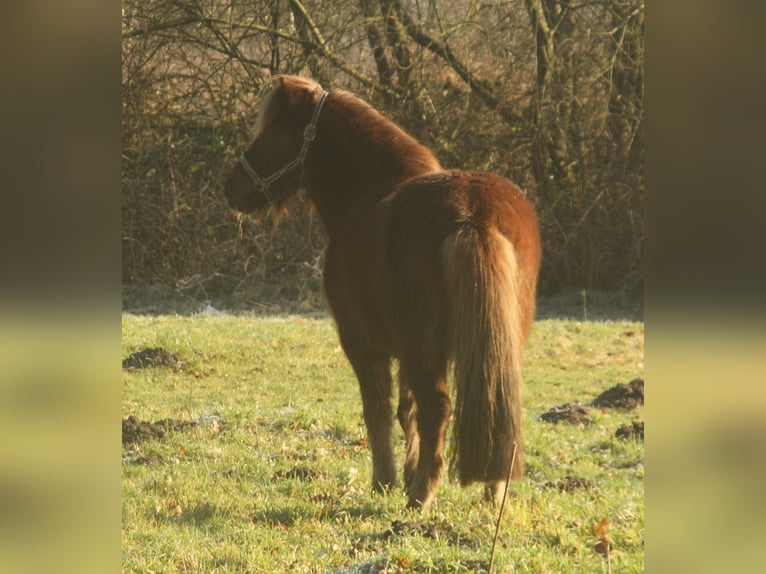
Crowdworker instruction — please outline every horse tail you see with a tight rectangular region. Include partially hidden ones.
[442,226,526,486]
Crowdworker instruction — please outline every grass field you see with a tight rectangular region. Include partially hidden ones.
[122,313,643,573]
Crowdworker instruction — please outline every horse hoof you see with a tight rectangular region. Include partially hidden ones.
[372,479,397,494]
[406,492,434,511]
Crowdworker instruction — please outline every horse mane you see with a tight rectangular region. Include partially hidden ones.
[324,87,442,175]
[251,85,279,138]
[266,76,441,176]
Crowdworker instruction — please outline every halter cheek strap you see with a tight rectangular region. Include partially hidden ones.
[239,90,330,201]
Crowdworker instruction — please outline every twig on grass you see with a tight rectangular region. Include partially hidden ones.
[488,442,517,573]
[594,518,613,574]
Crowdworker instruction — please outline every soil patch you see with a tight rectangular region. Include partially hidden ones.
[616,420,644,441]
[386,520,444,541]
[122,347,182,370]
[612,458,643,469]
[122,415,198,446]
[273,466,323,482]
[383,519,479,549]
[544,475,597,492]
[592,378,644,409]
[540,403,592,425]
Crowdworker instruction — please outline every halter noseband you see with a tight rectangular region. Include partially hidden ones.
[239,90,330,201]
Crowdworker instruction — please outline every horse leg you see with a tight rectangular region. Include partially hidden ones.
[484,481,507,506]
[341,340,397,492]
[400,358,451,510]
[396,378,419,492]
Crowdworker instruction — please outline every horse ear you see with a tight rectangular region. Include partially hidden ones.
[273,75,299,92]
[273,75,323,97]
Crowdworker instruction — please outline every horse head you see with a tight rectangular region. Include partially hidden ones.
[223,76,329,214]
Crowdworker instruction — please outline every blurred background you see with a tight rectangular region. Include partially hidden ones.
[120,0,644,314]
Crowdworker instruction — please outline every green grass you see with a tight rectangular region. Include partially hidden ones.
[122,314,643,573]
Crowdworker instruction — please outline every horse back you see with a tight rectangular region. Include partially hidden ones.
[323,170,540,358]
[384,170,540,348]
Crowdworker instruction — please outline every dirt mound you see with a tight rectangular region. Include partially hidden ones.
[616,420,644,441]
[544,475,597,492]
[123,347,182,370]
[122,415,198,446]
[591,378,643,409]
[386,520,443,540]
[540,403,592,425]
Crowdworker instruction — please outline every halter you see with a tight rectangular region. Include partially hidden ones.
[239,90,330,201]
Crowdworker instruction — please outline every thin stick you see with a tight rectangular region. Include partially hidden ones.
[488,442,517,574]
[606,542,612,574]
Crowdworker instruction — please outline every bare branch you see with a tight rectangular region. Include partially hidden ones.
[390,0,522,125]
[288,0,401,98]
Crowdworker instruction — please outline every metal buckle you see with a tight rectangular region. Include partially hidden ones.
[303,124,317,142]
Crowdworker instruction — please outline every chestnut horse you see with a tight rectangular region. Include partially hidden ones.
[223,76,541,510]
